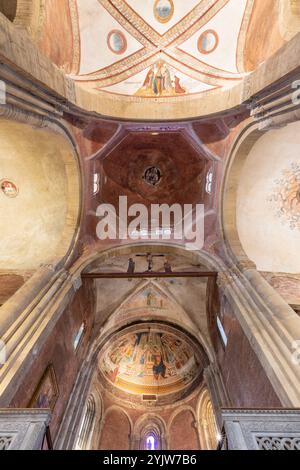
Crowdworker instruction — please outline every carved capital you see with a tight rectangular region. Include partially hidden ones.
[217,271,236,290]
[236,259,257,272]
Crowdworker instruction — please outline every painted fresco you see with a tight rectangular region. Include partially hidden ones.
[100,330,199,395]
[268,162,300,231]
[135,61,186,97]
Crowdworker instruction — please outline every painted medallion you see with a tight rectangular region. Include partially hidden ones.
[0,179,18,198]
[107,30,127,55]
[154,0,174,24]
[198,30,219,54]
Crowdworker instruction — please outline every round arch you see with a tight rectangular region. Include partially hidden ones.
[197,387,219,450]
[100,406,133,450]
[133,414,167,450]
[78,242,227,363]
[221,119,300,273]
[0,118,81,271]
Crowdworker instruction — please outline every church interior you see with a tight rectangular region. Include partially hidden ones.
[0,0,300,452]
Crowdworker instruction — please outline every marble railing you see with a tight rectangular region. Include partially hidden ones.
[0,409,51,450]
[221,409,300,450]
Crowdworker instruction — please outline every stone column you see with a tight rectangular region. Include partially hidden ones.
[217,267,300,407]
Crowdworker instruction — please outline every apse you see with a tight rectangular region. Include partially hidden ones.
[98,322,207,405]
[236,122,300,273]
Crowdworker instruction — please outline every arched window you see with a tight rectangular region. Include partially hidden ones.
[76,395,96,450]
[205,169,213,194]
[133,416,166,450]
[93,173,100,196]
[198,389,219,450]
[145,434,156,450]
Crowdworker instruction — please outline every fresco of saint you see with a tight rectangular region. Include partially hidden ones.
[135,62,186,97]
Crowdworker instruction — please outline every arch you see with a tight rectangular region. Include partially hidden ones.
[279,0,300,41]
[100,406,132,450]
[197,387,219,450]
[133,414,167,450]
[13,1,45,39]
[222,120,300,273]
[75,395,97,450]
[221,122,261,267]
[0,119,81,272]
[168,407,200,450]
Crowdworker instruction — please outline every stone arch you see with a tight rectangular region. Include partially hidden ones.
[168,406,200,450]
[80,242,228,363]
[0,118,81,272]
[197,387,219,450]
[279,0,300,41]
[75,395,96,450]
[133,414,167,450]
[12,0,45,39]
[222,120,300,273]
[99,406,132,450]
[221,122,261,268]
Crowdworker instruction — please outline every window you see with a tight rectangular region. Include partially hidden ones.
[146,434,156,450]
[217,316,228,347]
[205,169,213,194]
[73,322,85,351]
[93,173,100,195]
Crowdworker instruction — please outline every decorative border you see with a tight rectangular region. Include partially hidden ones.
[68,0,81,75]
[236,0,255,73]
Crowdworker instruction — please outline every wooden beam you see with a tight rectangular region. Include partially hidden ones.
[82,271,217,279]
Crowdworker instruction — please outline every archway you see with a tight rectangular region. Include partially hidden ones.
[76,395,96,450]
[197,388,219,450]
[168,408,199,450]
[222,121,300,273]
[133,415,167,450]
[0,119,81,273]
[99,407,132,450]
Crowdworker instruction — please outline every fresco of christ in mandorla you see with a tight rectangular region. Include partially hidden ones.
[100,330,199,395]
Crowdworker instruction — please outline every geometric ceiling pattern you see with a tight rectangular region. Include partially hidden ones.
[69,0,254,98]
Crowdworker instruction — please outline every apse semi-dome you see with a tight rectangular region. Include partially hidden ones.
[98,323,206,404]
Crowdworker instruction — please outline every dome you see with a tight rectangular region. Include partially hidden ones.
[98,323,206,404]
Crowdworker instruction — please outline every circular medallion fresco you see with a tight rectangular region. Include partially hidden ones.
[99,325,202,397]
[154,0,174,24]
[197,30,219,54]
[107,30,127,55]
[143,166,162,186]
[0,179,18,198]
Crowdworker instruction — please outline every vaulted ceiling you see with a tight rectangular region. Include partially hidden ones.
[29,0,287,107]
[70,0,252,97]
